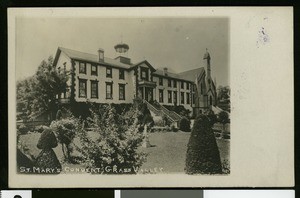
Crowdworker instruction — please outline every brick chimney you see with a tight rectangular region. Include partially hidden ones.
[98,48,104,62]
[163,67,168,76]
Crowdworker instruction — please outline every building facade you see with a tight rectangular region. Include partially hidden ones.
[53,45,217,115]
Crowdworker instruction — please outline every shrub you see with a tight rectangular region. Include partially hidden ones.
[35,125,49,133]
[179,117,191,132]
[18,123,29,134]
[78,104,147,174]
[134,101,154,132]
[153,116,164,127]
[37,128,58,149]
[222,159,230,174]
[35,123,61,174]
[50,118,77,161]
[162,115,172,127]
[185,114,222,174]
[171,124,178,132]
[56,109,63,120]
[218,111,230,136]
[163,105,191,118]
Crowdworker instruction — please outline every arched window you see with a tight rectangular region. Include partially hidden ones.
[210,95,213,105]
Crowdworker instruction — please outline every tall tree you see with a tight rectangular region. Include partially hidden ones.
[17,56,68,121]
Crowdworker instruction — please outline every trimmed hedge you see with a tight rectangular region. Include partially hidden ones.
[179,117,191,132]
[185,114,222,174]
[37,128,58,149]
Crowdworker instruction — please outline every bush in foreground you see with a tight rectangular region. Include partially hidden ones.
[185,114,222,174]
[35,128,61,174]
[78,104,147,174]
[50,118,77,161]
[18,124,29,134]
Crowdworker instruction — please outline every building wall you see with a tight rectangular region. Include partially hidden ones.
[137,63,152,81]
[73,60,134,104]
[56,51,72,98]
[194,71,217,111]
[55,53,199,112]
[153,75,193,111]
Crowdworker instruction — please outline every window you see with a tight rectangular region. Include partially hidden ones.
[106,82,113,99]
[168,79,172,87]
[192,84,196,91]
[159,89,164,103]
[91,80,98,98]
[200,83,203,94]
[192,93,195,104]
[119,84,125,100]
[119,69,125,80]
[186,82,190,90]
[173,91,177,104]
[186,93,190,104]
[168,91,172,103]
[106,67,112,78]
[181,92,185,104]
[159,77,163,86]
[91,64,97,76]
[181,81,184,89]
[141,67,149,80]
[79,62,86,74]
[78,79,87,98]
[173,80,177,88]
[210,95,213,105]
[63,62,66,73]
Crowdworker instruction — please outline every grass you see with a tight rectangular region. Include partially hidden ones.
[19,130,230,174]
[139,131,230,173]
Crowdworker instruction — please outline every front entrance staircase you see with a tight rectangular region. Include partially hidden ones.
[143,100,183,124]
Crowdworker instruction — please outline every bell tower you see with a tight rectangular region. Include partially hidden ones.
[203,48,211,80]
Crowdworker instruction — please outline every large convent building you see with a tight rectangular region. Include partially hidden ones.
[53,43,217,116]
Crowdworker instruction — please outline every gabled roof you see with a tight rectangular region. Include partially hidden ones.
[130,60,156,71]
[153,67,205,83]
[53,47,210,84]
[153,69,180,79]
[177,67,205,82]
[54,47,132,69]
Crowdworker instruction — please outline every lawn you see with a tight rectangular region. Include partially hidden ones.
[139,131,230,173]
[19,131,230,174]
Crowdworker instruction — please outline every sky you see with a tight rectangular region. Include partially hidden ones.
[16,17,229,86]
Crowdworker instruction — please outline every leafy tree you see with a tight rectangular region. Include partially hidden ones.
[217,86,230,102]
[16,77,36,121]
[16,56,68,121]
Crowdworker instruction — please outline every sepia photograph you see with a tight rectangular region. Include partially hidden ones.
[14,17,230,175]
[8,7,293,187]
